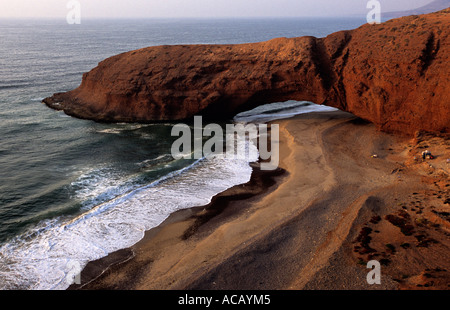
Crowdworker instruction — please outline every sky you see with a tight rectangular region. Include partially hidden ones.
[0,0,435,19]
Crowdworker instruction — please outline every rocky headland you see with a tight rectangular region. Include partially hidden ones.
[44,9,449,135]
[44,9,450,134]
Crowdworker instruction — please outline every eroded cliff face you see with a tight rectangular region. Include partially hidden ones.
[43,9,450,135]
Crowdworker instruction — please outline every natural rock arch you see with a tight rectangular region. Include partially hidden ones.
[44,10,450,136]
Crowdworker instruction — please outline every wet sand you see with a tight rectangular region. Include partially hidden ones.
[71,110,450,290]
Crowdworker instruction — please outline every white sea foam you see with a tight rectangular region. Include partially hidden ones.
[96,128,125,134]
[0,100,323,290]
[69,166,136,210]
[0,139,258,290]
[137,154,174,169]
[96,123,168,135]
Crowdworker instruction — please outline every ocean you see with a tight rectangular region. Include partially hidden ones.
[0,17,365,289]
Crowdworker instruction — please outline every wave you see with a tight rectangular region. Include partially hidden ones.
[234,100,339,123]
[0,79,67,91]
[0,137,258,290]
[68,166,138,210]
[95,123,172,135]
[0,99,326,290]
[0,84,34,91]
[137,154,175,169]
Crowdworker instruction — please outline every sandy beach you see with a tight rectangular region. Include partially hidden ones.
[71,110,450,290]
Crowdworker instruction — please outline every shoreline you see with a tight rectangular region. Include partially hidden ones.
[70,110,450,290]
[69,162,287,290]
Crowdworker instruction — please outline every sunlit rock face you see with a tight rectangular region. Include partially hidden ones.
[44,10,450,135]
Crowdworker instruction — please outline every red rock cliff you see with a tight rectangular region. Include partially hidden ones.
[43,9,450,135]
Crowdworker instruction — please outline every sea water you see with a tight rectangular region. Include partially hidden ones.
[0,17,364,289]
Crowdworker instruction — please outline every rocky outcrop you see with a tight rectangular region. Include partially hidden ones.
[44,9,450,135]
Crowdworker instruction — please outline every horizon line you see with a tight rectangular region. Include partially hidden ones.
[0,14,371,20]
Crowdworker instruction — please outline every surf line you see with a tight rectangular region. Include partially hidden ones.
[171,115,280,171]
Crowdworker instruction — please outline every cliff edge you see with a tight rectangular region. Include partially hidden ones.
[44,9,450,135]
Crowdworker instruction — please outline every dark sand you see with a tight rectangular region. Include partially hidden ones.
[70,110,450,290]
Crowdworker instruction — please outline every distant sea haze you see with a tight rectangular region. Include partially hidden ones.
[383,0,450,18]
[0,17,365,289]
